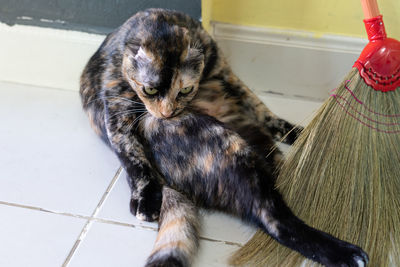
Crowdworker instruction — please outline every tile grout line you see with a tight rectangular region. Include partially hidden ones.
[62,166,123,267]
[0,201,90,220]
[199,237,242,248]
[0,200,159,231]
[0,197,244,249]
[0,172,244,251]
[0,80,78,93]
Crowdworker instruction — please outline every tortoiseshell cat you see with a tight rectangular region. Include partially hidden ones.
[141,109,368,267]
[80,8,297,222]
[79,8,367,267]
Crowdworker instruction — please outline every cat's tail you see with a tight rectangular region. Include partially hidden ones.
[145,186,200,267]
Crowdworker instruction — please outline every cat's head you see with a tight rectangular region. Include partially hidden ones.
[122,26,204,119]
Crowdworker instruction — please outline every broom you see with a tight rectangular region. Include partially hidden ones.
[230,0,400,266]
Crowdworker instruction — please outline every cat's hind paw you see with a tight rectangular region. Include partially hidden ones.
[322,242,369,267]
[284,125,304,145]
[267,119,303,145]
[355,256,367,267]
[353,250,369,267]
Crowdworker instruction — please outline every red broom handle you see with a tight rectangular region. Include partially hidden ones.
[361,0,380,19]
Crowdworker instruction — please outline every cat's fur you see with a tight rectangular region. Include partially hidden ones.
[79,8,367,267]
[80,8,297,222]
[141,109,368,267]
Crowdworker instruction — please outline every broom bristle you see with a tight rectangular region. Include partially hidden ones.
[230,68,400,266]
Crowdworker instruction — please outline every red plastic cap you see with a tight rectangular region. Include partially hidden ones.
[364,15,386,41]
[353,15,400,92]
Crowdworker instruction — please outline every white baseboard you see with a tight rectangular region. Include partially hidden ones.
[212,22,368,100]
[0,23,105,91]
[0,22,367,100]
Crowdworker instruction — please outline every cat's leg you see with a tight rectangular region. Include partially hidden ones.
[228,169,368,267]
[80,40,163,222]
[247,188,368,267]
[235,81,304,145]
[235,124,284,173]
[104,99,162,222]
[197,72,303,145]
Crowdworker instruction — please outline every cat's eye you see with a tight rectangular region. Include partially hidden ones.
[180,86,194,95]
[143,87,158,95]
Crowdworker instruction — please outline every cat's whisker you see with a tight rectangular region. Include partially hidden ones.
[109,111,143,118]
[132,112,147,124]
[111,109,146,115]
[108,109,147,120]
[123,112,146,132]
[105,96,145,105]
[126,111,147,128]
[133,112,148,132]
[86,95,107,105]
[87,95,145,106]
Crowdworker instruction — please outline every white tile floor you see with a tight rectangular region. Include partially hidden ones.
[0,81,322,267]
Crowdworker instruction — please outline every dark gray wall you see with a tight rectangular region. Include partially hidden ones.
[0,0,201,34]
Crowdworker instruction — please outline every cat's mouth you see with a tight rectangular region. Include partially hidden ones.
[160,110,176,118]
[149,108,183,119]
[146,110,169,119]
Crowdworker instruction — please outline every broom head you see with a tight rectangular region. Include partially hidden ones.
[230,14,400,267]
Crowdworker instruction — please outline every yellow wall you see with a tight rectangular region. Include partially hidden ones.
[202,0,400,39]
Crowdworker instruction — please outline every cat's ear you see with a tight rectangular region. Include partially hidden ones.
[187,46,204,62]
[179,28,191,62]
[185,38,203,61]
[123,46,153,74]
[135,47,153,62]
[122,46,142,80]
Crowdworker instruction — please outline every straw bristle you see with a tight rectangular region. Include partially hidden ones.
[230,68,400,267]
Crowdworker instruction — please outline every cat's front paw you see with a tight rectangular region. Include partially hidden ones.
[321,242,368,267]
[130,180,162,222]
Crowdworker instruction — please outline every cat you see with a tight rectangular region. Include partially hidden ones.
[141,109,368,267]
[80,8,299,223]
